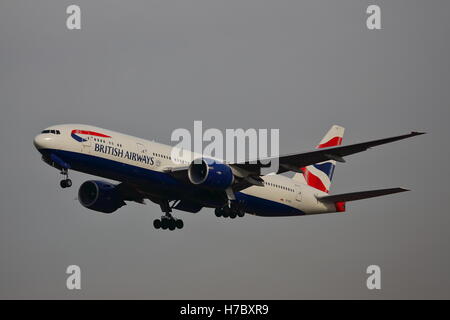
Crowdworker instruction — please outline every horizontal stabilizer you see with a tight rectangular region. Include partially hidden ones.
[318,187,409,203]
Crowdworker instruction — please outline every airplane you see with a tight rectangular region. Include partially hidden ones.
[33,124,424,231]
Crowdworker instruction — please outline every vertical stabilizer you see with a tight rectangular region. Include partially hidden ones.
[293,125,345,193]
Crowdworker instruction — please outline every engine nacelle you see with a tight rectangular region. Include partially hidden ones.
[188,158,234,189]
[78,180,125,213]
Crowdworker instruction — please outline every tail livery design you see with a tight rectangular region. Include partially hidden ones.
[302,125,345,193]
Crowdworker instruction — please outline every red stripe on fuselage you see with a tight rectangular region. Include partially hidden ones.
[317,136,343,149]
[71,130,111,138]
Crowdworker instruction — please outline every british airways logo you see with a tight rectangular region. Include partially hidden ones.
[71,129,111,142]
[94,143,154,165]
[72,129,154,165]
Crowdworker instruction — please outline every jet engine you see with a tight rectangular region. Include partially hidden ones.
[188,158,234,189]
[78,180,125,213]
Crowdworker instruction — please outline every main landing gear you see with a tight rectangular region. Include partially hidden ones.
[153,200,184,231]
[215,203,245,219]
[59,168,72,188]
[153,216,184,231]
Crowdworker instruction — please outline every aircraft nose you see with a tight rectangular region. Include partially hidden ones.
[33,134,53,150]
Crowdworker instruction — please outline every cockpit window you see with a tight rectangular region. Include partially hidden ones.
[41,129,60,134]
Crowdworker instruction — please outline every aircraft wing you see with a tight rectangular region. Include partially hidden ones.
[116,182,146,204]
[163,131,425,189]
[232,131,425,175]
[74,182,148,205]
[162,165,191,183]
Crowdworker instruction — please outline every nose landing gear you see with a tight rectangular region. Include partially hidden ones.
[59,168,72,188]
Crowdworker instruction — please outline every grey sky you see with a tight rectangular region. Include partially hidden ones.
[0,0,449,299]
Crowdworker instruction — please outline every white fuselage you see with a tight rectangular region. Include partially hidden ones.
[33,124,338,216]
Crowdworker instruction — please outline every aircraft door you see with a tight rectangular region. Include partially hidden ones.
[295,185,302,202]
[82,136,92,153]
[136,142,146,154]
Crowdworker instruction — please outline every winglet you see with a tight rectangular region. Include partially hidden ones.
[410,131,426,135]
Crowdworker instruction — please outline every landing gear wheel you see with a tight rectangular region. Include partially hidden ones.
[60,179,71,188]
[175,219,184,229]
[153,219,161,229]
[59,168,71,188]
[222,206,231,218]
[237,208,245,217]
[157,200,184,231]
[215,208,222,217]
[229,211,237,219]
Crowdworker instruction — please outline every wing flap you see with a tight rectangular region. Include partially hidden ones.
[116,182,146,204]
[174,200,203,213]
[163,165,191,183]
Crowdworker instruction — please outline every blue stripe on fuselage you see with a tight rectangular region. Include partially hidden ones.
[235,192,304,217]
[38,148,304,217]
[71,133,86,142]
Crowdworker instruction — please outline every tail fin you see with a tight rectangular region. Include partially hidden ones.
[293,125,345,193]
